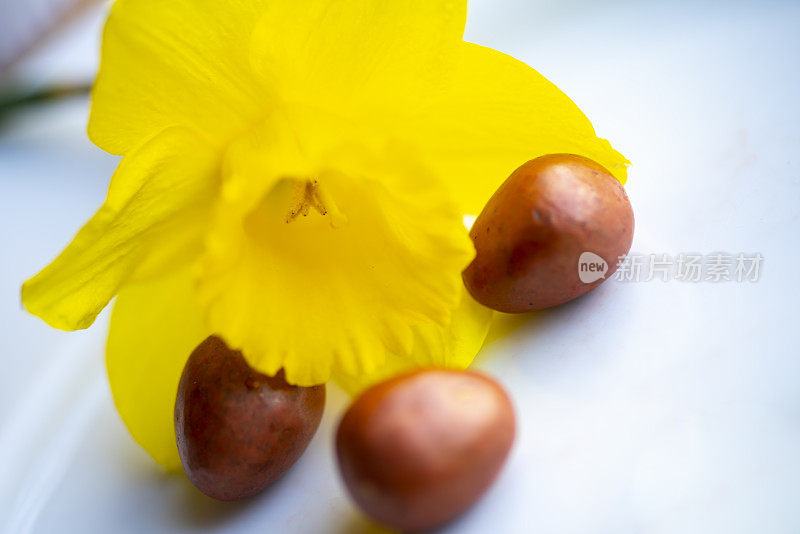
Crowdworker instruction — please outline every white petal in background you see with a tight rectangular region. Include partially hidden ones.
[1,0,799,533]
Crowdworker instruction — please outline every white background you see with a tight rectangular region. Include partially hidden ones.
[1,0,799,532]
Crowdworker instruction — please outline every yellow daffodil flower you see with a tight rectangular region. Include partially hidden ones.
[22,0,628,470]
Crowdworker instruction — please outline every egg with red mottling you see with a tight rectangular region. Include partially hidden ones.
[336,368,515,531]
[463,153,634,312]
[175,335,325,501]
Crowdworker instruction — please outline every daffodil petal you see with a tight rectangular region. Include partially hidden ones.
[89,0,270,154]
[332,287,493,395]
[331,350,416,397]
[22,128,217,331]
[410,289,494,369]
[250,0,467,119]
[409,42,630,215]
[106,265,209,471]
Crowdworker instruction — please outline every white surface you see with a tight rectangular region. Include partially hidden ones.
[1,0,799,532]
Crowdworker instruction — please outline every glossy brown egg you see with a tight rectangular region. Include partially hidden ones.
[336,368,515,532]
[175,335,325,501]
[463,153,634,312]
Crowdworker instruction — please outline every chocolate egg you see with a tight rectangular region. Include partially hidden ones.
[463,153,634,312]
[175,335,325,501]
[336,368,515,531]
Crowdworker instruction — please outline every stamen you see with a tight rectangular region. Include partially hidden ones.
[285,179,348,228]
[285,180,308,223]
[314,181,348,228]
